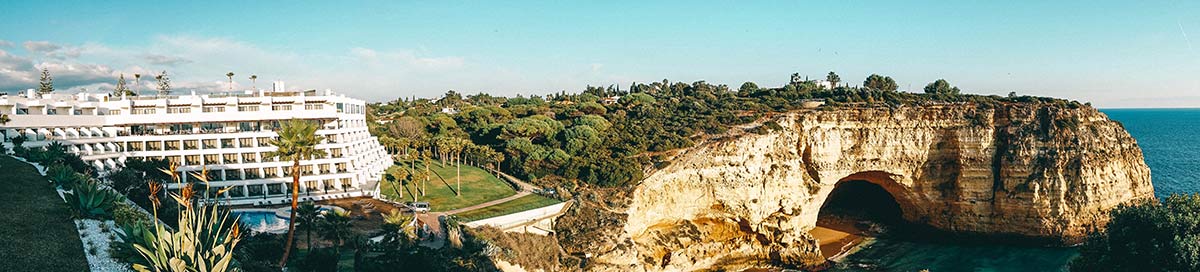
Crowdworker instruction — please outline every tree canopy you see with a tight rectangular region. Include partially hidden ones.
[863,74,898,91]
[923,79,961,95]
[1070,194,1200,272]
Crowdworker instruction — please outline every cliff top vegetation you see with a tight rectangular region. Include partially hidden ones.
[367,74,1088,190]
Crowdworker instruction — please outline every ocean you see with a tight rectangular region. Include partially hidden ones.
[830,108,1200,272]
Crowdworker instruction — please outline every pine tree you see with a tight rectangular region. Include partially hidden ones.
[155,71,171,96]
[113,74,134,97]
[37,68,54,95]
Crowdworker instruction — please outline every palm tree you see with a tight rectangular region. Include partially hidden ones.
[133,73,141,90]
[296,201,321,250]
[226,72,235,91]
[0,113,9,144]
[318,209,353,253]
[267,119,326,267]
[249,75,258,90]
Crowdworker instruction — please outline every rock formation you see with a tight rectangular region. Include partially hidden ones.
[555,103,1154,271]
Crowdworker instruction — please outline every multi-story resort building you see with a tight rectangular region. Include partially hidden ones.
[0,87,391,206]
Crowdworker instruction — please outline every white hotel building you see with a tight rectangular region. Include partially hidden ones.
[0,86,391,206]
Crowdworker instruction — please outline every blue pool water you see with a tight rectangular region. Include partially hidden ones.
[231,210,289,233]
[831,108,1200,271]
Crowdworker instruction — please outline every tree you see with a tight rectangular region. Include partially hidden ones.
[1071,194,1200,272]
[226,72,235,91]
[826,71,841,89]
[37,68,53,95]
[296,201,321,250]
[267,119,327,267]
[154,71,171,96]
[0,114,9,141]
[923,79,960,95]
[249,74,258,90]
[113,74,135,97]
[318,209,353,253]
[863,74,898,91]
[738,82,759,96]
[133,73,142,95]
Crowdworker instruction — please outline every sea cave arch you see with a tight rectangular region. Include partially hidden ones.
[811,171,926,258]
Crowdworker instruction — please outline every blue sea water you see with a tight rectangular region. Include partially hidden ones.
[831,108,1200,272]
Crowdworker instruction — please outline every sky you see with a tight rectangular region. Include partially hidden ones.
[0,1,1198,108]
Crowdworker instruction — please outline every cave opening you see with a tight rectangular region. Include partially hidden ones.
[812,180,905,259]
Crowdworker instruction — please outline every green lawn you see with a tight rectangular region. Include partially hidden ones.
[0,156,89,272]
[379,160,516,212]
[456,194,562,222]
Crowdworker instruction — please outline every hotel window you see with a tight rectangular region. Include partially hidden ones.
[108,110,121,115]
[305,180,319,192]
[330,148,343,158]
[207,170,222,181]
[228,186,245,198]
[202,106,225,113]
[201,122,222,132]
[241,152,257,163]
[73,110,82,115]
[271,104,292,111]
[326,134,338,144]
[319,164,330,174]
[223,153,239,164]
[183,140,199,150]
[47,109,57,115]
[282,166,293,176]
[341,178,353,191]
[127,142,144,151]
[257,137,272,146]
[225,170,240,181]
[324,179,337,191]
[166,156,181,166]
[146,141,162,151]
[247,185,263,197]
[204,154,219,165]
[202,139,218,149]
[167,106,191,114]
[239,138,254,147]
[244,169,261,179]
[238,105,259,112]
[263,167,279,178]
[336,163,347,173]
[239,122,259,132]
[132,108,156,115]
[165,140,180,150]
[221,138,235,148]
[267,183,284,195]
[304,104,323,110]
[185,155,201,166]
[300,165,314,176]
[260,152,275,162]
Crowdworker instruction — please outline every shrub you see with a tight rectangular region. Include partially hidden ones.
[48,163,85,190]
[296,247,339,272]
[112,202,150,227]
[1070,194,1200,271]
[67,180,123,219]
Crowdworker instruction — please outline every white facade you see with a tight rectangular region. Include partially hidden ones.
[0,89,391,206]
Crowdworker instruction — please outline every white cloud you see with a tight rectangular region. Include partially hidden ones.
[145,54,192,66]
[23,41,61,52]
[1,35,632,101]
[0,40,13,48]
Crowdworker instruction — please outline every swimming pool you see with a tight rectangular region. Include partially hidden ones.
[231,210,289,234]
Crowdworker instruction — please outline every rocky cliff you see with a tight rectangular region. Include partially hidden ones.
[554,103,1154,271]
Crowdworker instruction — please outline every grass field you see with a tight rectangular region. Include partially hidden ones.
[456,194,562,221]
[0,156,89,272]
[379,160,516,212]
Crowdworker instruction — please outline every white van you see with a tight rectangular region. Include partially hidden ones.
[410,202,431,213]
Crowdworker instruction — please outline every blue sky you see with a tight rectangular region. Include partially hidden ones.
[1,1,1198,107]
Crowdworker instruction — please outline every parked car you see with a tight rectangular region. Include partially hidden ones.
[409,202,431,213]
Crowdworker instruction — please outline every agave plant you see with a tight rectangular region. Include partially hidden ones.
[131,167,242,272]
[48,163,83,190]
[68,179,122,219]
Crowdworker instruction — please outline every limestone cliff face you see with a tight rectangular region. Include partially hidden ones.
[556,104,1154,271]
